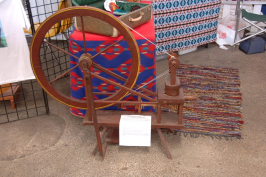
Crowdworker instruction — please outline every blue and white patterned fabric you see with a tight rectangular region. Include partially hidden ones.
[152,0,221,55]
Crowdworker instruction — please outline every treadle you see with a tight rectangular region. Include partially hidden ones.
[82,110,184,129]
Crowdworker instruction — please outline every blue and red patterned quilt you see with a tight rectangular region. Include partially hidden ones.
[68,20,156,117]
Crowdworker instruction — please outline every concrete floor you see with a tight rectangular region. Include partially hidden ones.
[0,43,265,176]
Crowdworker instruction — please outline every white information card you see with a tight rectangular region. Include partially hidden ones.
[119,115,151,147]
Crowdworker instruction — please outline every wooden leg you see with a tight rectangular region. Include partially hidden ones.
[83,69,104,159]
[10,99,15,109]
[157,128,172,159]
[94,125,104,159]
[103,141,108,158]
[92,127,108,156]
[157,103,161,124]
[178,104,183,124]
[138,96,141,114]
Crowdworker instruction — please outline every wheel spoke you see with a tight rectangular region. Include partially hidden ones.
[92,62,157,96]
[92,62,126,81]
[90,72,156,102]
[80,16,87,54]
[43,40,80,60]
[44,39,64,72]
[91,38,124,60]
[50,64,79,84]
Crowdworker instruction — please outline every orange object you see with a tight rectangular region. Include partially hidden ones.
[126,0,140,2]
[109,2,119,12]
[0,84,21,109]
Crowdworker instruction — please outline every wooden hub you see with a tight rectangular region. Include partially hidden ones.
[79,53,93,72]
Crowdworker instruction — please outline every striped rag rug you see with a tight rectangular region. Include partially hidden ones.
[175,64,243,138]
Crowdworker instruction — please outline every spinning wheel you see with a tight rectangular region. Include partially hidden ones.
[30,6,196,160]
[30,6,141,109]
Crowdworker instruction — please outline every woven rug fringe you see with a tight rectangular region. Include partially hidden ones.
[172,130,242,140]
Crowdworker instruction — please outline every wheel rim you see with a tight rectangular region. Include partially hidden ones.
[31,6,140,109]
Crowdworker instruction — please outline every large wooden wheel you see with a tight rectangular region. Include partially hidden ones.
[30,6,140,110]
